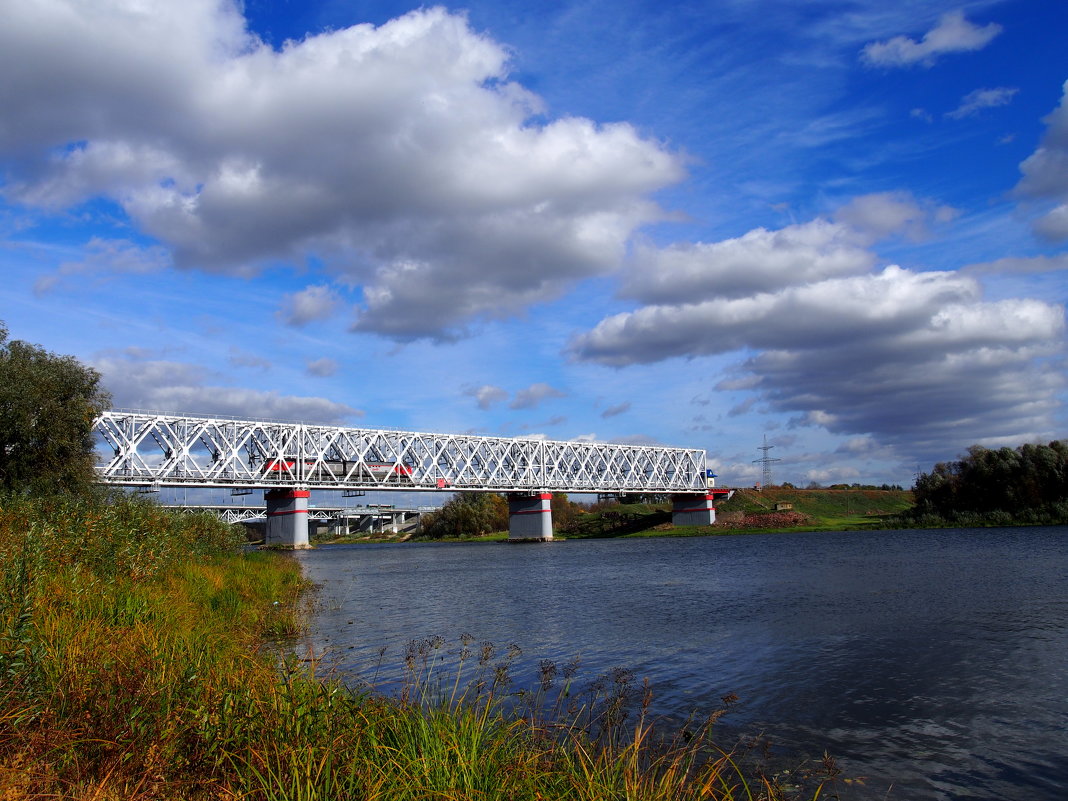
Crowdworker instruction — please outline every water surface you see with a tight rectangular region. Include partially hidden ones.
[294,527,1068,800]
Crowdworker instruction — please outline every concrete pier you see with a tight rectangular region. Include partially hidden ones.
[671,493,717,527]
[507,492,553,541]
[265,489,311,548]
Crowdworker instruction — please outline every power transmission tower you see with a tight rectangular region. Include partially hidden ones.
[752,435,781,488]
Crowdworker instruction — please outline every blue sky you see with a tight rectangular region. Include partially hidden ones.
[2,0,1066,488]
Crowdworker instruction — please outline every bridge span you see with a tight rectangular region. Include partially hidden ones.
[94,410,729,546]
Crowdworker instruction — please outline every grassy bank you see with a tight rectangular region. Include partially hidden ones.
[1,492,829,800]
[715,488,914,531]
[556,489,915,539]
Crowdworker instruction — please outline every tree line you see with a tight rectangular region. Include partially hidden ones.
[911,441,1068,525]
[419,491,583,539]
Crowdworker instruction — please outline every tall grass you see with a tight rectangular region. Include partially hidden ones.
[0,491,832,800]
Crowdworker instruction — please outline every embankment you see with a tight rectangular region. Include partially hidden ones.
[0,492,828,800]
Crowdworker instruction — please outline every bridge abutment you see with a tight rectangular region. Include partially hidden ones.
[507,492,553,541]
[265,489,311,548]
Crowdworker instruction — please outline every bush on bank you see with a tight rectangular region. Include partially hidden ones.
[0,491,831,800]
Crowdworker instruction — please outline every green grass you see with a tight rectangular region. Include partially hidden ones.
[558,489,915,539]
[0,491,834,800]
[719,488,914,527]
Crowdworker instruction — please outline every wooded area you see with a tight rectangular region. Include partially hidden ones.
[913,441,1068,523]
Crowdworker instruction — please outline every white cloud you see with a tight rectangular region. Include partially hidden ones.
[601,401,631,419]
[1033,204,1068,241]
[834,191,957,241]
[1,2,683,341]
[946,87,1018,120]
[94,355,361,422]
[305,357,338,377]
[861,10,1002,68]
[33,237,169,295]
[510,382,566,410]
[963,254,1068,275]
[621,193,954,308]
[571,206,1066,461]
[575,265,992,365]
[1015,80,1068,241]
[277,284,342,327]
[623,219,873,304]
[464,384,509,410]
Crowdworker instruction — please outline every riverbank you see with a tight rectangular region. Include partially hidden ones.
[317,488,916,544]
[0,492,828,800]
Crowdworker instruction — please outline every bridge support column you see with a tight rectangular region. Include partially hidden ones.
[671,493,717,527]
[265,489,311,548]
[507,492,553,542]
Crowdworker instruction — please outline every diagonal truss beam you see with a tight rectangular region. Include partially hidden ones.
[93,411,707,493]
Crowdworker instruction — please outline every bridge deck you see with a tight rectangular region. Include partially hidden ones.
[94,411,708,493]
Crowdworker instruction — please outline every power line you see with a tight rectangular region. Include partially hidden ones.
[752,434,781,487]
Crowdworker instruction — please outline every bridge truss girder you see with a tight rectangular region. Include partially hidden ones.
[94,411,707,494]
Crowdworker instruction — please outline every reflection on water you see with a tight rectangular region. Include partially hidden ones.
[294,527,1068,800]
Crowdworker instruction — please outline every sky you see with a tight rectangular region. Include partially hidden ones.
[1,0,1067,489]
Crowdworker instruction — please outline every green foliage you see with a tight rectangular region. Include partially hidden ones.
[420,491,509,538]
[0,324,111,495]
[0,492,831,800]
[551,492,582,532]
[912,440,1068,523]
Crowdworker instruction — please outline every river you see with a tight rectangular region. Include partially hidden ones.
[292,526,1068,800]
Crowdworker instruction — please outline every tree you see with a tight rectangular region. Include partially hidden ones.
[420,492,509,538]
[0,324,112,495]
[913,440,1068,519]
[551,492,581,532]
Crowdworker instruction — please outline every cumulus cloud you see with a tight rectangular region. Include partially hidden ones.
[963,254,1068,275]
[623,219,873,304]
[575,266,996,364]
[33,237,169,295]
[510,382,566,410]
[464,384,509,410]
[94,355,361,422]
[834,191,957,241]
[1033,205,1068,241]
[1015,80,1068,241]
[621,193,953,307]
[276,284,342,327]
[946,87,1018,120]
[861,11,1002,68]
[572,206,1065,460]
[1,1,683,341]
[600,401,631,419]
[305,357,338,377]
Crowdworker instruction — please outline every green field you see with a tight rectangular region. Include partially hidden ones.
[717,487,915,529]
[561,488,915,539]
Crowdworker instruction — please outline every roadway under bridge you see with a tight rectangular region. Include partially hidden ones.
[94,410,730,546]
[161,504,427,536]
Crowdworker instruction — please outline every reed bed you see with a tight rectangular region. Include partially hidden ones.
[0,492,830,800]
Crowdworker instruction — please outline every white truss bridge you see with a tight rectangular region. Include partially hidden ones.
[94,411,708,494]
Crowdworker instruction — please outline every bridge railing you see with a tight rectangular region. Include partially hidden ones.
[94,411,707,493]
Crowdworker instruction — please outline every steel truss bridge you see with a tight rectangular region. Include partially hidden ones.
[93,411,708,494]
